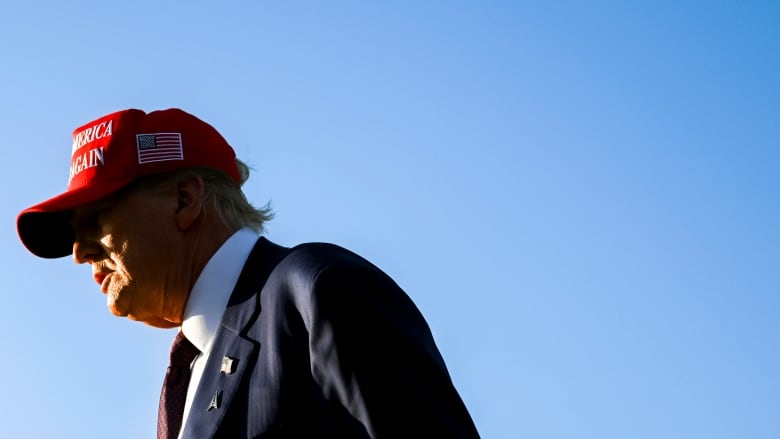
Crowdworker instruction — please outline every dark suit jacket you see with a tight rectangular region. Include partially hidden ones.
[180,237,480,438]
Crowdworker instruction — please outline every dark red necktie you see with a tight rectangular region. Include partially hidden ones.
[157,332,200,439]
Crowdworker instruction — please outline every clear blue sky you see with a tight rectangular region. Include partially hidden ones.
[1,1,778,438]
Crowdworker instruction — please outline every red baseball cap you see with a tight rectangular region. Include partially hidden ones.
[17,108,241,259]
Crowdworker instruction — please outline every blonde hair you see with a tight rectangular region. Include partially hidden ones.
[202,159,273,233]
[129,159,273,233]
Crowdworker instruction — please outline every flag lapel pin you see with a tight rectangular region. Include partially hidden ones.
[220,356,235,375]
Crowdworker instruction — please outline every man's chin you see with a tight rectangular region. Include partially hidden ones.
[142,318,179,329]
[107,302,128,318]
[122,312,178,328]
[106,296,179,328]
[108,304,178,328]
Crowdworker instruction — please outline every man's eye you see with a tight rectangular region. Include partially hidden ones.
[82,214,100,230]
[93,207,114,226]
[73,207,104,230]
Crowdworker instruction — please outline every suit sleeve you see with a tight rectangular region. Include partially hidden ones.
[295,250,480,438]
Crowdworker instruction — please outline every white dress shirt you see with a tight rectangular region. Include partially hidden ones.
[177,227,260,437]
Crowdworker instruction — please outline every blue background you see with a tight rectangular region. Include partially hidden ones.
[1,1,778,438]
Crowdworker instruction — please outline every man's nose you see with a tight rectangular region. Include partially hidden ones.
[73,234,103,264]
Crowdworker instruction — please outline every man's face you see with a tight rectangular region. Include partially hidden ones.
[71,185,188,328]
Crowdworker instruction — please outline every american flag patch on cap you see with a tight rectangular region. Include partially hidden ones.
[136,133,183,164]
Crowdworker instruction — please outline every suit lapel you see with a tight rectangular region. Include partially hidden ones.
[180,237,290,438]
[181,326,256,438]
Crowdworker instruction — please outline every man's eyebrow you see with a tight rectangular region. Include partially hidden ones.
[70,200,112,226]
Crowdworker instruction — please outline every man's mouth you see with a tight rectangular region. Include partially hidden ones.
[93,272,110,292]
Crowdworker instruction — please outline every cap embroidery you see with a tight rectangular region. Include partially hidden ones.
[69,147,106,182]
[72,120,113,153]
[136,133,184,164]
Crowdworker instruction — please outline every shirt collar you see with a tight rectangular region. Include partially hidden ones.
[181,227,259,353]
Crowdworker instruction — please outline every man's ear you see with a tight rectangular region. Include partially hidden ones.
[174,176,207,231]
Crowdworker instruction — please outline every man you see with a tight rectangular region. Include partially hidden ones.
[16,108,480,438]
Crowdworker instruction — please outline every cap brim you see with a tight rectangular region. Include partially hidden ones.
[17,178,133,258]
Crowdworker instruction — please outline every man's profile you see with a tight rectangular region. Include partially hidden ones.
[17,108,480,438]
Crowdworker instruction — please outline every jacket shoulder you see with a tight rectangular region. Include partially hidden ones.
[284,242,369,270]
